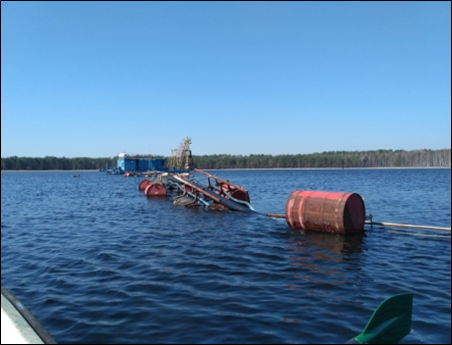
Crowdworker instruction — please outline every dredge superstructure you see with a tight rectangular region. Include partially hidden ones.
[139,169,254,213]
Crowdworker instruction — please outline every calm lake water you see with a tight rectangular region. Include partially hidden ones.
[1,169,451,344]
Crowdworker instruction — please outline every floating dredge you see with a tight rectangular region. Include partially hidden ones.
[138,169,369,235]
[139,169,255,213]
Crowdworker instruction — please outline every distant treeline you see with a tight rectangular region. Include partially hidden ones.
[1,149,450,171]
[192,149,451,169]
[0,156,117,171]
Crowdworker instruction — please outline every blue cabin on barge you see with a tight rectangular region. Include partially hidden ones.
[111,153,166,174]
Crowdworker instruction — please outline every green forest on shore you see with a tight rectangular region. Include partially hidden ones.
[1,149,450,171]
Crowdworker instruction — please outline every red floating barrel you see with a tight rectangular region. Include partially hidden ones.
[139,179,152,192]
[144,183,167,197]
[285,191,365,234]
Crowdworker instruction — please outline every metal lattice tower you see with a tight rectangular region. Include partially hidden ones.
[165,137,193,171]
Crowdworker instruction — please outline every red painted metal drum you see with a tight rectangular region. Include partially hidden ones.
[285,191,365,234]
[139,179,152,192]
[144,183,167,197]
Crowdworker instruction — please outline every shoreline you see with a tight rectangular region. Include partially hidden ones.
[205,167,451,171]
[1,167,450,173]
[1,169,99,173]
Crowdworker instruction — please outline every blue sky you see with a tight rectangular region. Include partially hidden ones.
[1,1,450,158]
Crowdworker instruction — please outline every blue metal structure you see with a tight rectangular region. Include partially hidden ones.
[115,154,167,174]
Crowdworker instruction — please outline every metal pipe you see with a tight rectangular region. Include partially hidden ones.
[171,175,222,203]
[211,185,256,212]
[365,221,451,232]
[266,214,451,232]
[267,213,286,219]
[186,190,210,207]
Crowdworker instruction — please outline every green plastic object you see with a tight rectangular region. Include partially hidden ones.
[347,293,413,344]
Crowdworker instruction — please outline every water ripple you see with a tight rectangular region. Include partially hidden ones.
[1,169,450,344]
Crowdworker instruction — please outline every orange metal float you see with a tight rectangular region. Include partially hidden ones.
[285,191,365,234]
[144,183,166,197]
[138,179,152,192]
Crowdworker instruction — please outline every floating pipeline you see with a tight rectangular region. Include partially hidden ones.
[137,169,368,234]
